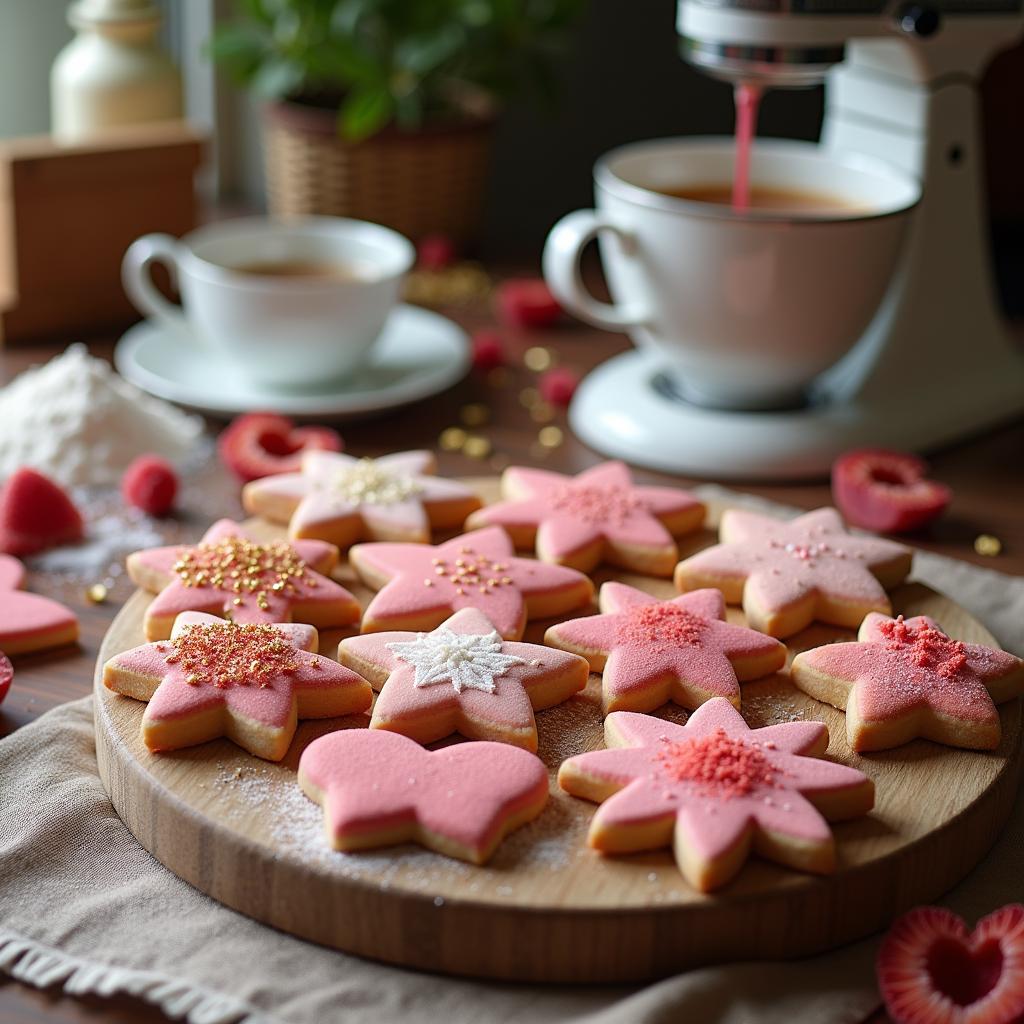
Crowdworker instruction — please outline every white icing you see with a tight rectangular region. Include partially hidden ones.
[387,626,524,694]
[317,458,421,507]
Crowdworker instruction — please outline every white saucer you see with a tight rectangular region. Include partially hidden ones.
[114,304,469,420]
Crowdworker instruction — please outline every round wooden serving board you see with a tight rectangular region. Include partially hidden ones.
[94,481,1023,983]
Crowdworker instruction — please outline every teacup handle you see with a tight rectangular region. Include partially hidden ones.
[121,233,187,327]
[543,210,649,331]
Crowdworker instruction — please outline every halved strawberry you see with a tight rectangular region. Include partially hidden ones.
[0,468,84,556]
[496,279,562,328]
[878,904,1024,1024]
[0,652,12,705]
[218,413,343,483]
[832,448,950,533]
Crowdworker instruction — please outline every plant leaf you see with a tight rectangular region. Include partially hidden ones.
[339,84,395,140]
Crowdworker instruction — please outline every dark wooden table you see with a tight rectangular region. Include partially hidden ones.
[1,296,1021,1023]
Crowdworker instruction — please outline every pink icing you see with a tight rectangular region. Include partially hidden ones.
[299,728,548,853]
[0,553,77,644]
[680,507,911,614]
[797,613,1023,728]
[547,583,785,707]
[474,461,701,561]
[108,611,370,730]
[341,607,587,746]
[562,699,870,864]
[131,519,358,628]
[353,526,592,639]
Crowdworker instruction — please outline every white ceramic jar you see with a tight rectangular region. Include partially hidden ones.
[51,0,182,142]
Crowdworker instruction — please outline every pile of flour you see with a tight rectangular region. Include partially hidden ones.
[0,345,204,487]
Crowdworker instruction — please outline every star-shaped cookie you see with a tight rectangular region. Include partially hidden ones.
[339,607,590,750]
[559,698,874,892]
[791,613,1024,752]
[127,519,361,641]
[103,611,372,760]
[674,507,912,638]
[0,554,78,655]
[349,526,594,640]
[242,450,481,547]
[466,461,704,576]
[298,728,549,863]
[544,582,786,714]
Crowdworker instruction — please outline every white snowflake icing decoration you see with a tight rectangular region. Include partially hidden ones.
[319,458,422,507]
[387,626,524,694]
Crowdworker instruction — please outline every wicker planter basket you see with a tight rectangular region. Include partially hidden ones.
[263,101,493,244]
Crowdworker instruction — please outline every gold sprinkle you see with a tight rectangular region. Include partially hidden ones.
[460,403,490,427]
[530,400,555,424]
[462,435,492,459]
[439,426,468,452]
[524,346,554,372]
[424,578,434,587]
[538,425,564,449]
[519,387,540,409]
[974,534,1002,557]
[86,583,108,604]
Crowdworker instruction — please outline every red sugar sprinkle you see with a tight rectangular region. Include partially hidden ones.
[656,729,776,798]
[551,484,642,526]
[878,616,969,678]
[170,623,298,689]
[616,602,705,649]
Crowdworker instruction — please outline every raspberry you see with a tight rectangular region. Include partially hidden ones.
[122,455,178,516]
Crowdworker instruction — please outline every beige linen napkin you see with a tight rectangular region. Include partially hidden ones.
[1,489,1021,1024]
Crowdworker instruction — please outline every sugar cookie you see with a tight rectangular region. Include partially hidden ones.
[340,607,589,751]
[674,507,912,638]
[0,553,78,655]
[298,728,549,864]
[349,526,593,640]
[242,450,481,547]
[790,613,1024,752]
[544,582,786,714]
[103,611,372,760]
[558,698,874,892]
[466,461,704,576]
[127,518,361,641]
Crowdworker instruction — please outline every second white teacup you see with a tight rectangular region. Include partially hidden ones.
[122,216,415,390]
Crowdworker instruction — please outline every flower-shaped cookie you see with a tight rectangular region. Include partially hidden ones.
[791,613,1024,752]
[675,507,912,638]
[298,728,549,863]
[127,519,361,641]
[466,461,704,576]
[339,607,590,750]
[0,554,78,655]
[103,611,372,760]
[545,583,786,714]
[242,450,481,547]
[349,526,593,640]
[559,699,874,892]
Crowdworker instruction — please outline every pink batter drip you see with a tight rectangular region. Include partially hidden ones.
[878,615,969,679]
[615,602,705,649]
[733,82,762,212]
[656,728,776,798]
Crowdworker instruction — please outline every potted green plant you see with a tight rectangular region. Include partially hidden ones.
[210,0,584,244]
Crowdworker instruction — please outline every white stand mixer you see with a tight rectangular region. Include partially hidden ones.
[562,0,1024,480]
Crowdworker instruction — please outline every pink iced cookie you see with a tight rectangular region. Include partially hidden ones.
[545,583,786,714]
[674,507,912,638]
[340,607,589,751]
[127,518,361,641]
[242,450,482,548]
[558,698,874,892]
[103,611,372,760]
[350,526,593,640]
[0,554,78,656]
[466,461,705,576]
[791,613,1024,752]
[298,728,549,864]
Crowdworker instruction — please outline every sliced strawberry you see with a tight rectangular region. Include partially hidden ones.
[496,279,562,329]
[218,413,343,483]
[0,651,11,705]
[539,366,579,407]
[417,234,458,271]
[471,330,506,371]
[878,904,1024,1024]
[0,468,84,556]
[122,455,178,516]
[832,448,950,533]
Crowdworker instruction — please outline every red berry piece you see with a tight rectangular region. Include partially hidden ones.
[417,234,458,271]
[539,367,579,407]
[0,651,12,705]
[496,279,562,328]
[122,455,178,516]
[878,904,1024,1024]
[218,413,343,483]
[832,448,950,533]
[0,468,84,556]
[471,330,506,371]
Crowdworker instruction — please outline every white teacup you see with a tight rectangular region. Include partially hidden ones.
[122,216,415,390]
[543,138,921,410]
